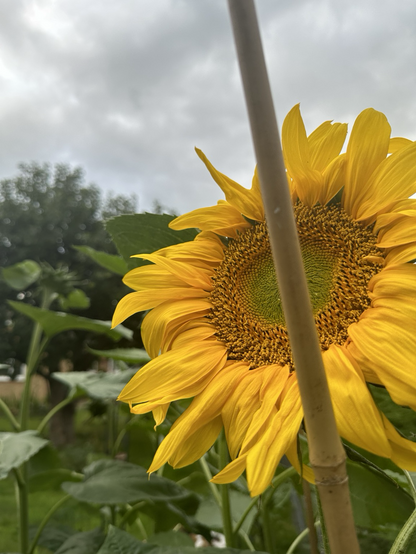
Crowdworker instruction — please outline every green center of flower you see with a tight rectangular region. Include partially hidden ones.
[240,245,337,326]
[209,202,383,369]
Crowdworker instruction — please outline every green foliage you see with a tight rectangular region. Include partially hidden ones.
[369,385,416,442]
[8,301,132,340]
[0,431,48,479]
[74,245,128,276]
[52,369,138,401]
[1,260,42,290]
[106,213,198,269]
[88,347,150,364]
[62,459,198,506]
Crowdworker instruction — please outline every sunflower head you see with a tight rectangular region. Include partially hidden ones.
[113,105,416,496]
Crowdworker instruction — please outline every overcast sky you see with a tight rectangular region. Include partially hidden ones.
[0,0,415,215]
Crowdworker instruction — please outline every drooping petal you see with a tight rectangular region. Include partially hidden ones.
[384,242,416,266]
[246,376,303,496]
[123,265,190,291]
[169,203,251,238]
[112,288,209,327]
[382,416,416,470]
[195,148,264,222]
[135,254,213,290]
[342,108,391,218]
[377,216,416,249]
[323,346,391,457]
[211,455,247,485]
[148,362,248,472]
[119,340,228,406]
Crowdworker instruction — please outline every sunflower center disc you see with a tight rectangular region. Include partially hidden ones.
[209,202,383,369]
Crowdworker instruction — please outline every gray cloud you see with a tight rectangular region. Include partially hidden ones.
[0,0,415,215]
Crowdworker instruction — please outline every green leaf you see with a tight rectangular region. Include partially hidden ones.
[97,525,265,554]
[369,384,416,442]
[74,245,128,276]
[348,460,414,529]
[52,369,137,400]
[59,288,90,310]
[88,347,150,364]
[8,301,132,340]
[55,527,105,554]
[1,259,41,290]
[29,469,84,492]
[0,431,48,479]
[147,531,194,548]
[61,459,199,506]
[105,213,198,268]
[196,489,257,534]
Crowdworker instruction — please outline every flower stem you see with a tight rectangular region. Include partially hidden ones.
[261,499,274,553]
[286,521,320,554]
[218,431,234,548]
[0,398,20,431]
[37,394,75,435]
[13,468,29,554]
[302,479,319,554]
[199,455,222,506]
[389,508,416,554]
[28,494,71,554]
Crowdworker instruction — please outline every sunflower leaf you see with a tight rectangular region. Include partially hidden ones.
[74,245,128,275]
[8,301,132,340]
[87,347,150,364]
[0,431,48,479]
[52,369,137,400]
[55,528,105,554]
[105,213,198,269]
[1,259,42,290]
[61,459,199,506]
[97,525,266,554]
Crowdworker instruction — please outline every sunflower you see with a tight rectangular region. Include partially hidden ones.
[113,105,416,496]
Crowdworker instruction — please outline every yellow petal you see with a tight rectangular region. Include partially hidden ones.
[384,242,416,266]
[377,216,416,248]
[240,365,290,454]
[211,455,247,485]
[323,346,391,457]
[152,403,170,428]
[135,254,213,291]
[141,298,211,358]
[308,121,347,172]
[374,199,416,232]
[195,148,264,221]
[389,137,413,154]
[148,362,248,472]
[282,104,323,206]
[112,288,209,327]
[123,265,189,291]
[285,440,315,484]
[156,237,224,267]
[118,340,227,405]
[246,376,303,496]
[355,142,416,221]
[343,108,391,218]
[382,416,416,470]
[169,416,223,468]
[169,203,251,238]
[348,307,416,411]
[321,154,346,205]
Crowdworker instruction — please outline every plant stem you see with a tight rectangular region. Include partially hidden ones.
[286,521,321,554]
[316,489,330,554]
[37,394,75,435]
[261,499,274,554]
[199,455,222,506]
[219,431,234,548]
[0,398,20,431]
[13,468,29,554]
[227,2,359,552]
[233,496,259,535]
[119,501,147,529]
[28,494,71,554]
[302,479,319,554]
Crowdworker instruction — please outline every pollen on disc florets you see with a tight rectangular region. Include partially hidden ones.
[208,202,383,369]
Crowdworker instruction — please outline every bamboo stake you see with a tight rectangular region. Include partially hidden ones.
[226,1,360,552]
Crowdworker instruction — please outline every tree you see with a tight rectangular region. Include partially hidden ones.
[0,162,139,444]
